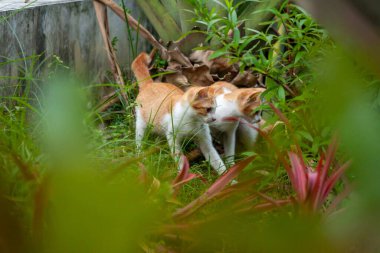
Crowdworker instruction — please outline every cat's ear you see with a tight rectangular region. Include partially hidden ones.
[243,88,265,104]
[247,92,260,103]
[194,87,210,100]
[239,91,259,105]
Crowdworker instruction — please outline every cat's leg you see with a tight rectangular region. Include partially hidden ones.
[223,122,239,166]
[135,107,146,152]
[166,125,182,155]
[166,128,184,172]
[197,124,227,175]
[237,119,259,150]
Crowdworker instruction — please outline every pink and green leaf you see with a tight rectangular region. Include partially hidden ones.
[173,156,255,219]
[322,160,352,201]
[288,152,307,201]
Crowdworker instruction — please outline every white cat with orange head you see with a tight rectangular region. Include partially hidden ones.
[132,52,226,174]
[208,82,265,164]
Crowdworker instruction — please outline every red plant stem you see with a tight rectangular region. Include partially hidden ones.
[215,178,261,203]
[266,74,297,97]
[33,175,50,239]
[240,199,291,212]
[257,192,283,207]
[172,174,201,188]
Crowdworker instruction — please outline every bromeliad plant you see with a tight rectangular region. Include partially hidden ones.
[287,137,351,213]
[265,103,352,214]
[222,106,351,215]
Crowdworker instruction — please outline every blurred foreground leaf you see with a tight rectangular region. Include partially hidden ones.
[44,170,158,253]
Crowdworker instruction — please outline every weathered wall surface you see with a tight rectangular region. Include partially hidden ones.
[0,0,152,97]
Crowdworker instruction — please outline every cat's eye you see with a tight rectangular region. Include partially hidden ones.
[206,107,213,113]
[253,110,262,117]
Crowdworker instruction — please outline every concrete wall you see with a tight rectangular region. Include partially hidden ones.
[0,0,152,97]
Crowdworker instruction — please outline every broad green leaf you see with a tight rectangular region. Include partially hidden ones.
[209,49,230,59]
[297,131,314,142]
[277,86,286,101]
[178,0,198,33]
[136,0,182,42]
[233,27,241,46]
[231,10,238,24]
[161,0,180,24]
[295,51,305,64]
[212,0,228,10]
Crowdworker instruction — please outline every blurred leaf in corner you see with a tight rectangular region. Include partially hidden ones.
[44,170,158,253]
[297,0,380,77]
[310,44,380,251]
[0,190,26,253]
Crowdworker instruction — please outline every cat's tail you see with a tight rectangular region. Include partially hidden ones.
[131,52,153,89]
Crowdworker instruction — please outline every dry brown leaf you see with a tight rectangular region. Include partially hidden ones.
[182,65,214,87]
[152,58,190,88]
[168,30,206,56]
[210,57,238,77]
[167,48,193,67]
[189,50,240,85]
[189,50,213,67]
[189,50,238,75]
[231,70,259,87]
[214,72,234,82]
[162,72,190,89]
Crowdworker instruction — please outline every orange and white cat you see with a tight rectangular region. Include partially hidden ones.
[132,52,227,174]
[208,82,265,164]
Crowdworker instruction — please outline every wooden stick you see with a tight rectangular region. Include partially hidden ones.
[94,1,128,105]
[94,0,168,59]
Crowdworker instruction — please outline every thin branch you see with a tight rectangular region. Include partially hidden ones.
[97,94,120,113]
[266,74,297,97]
[94,2,128,104]
[94,0,168,59]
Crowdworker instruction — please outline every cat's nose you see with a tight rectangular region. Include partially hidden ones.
[207,117,216,123]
